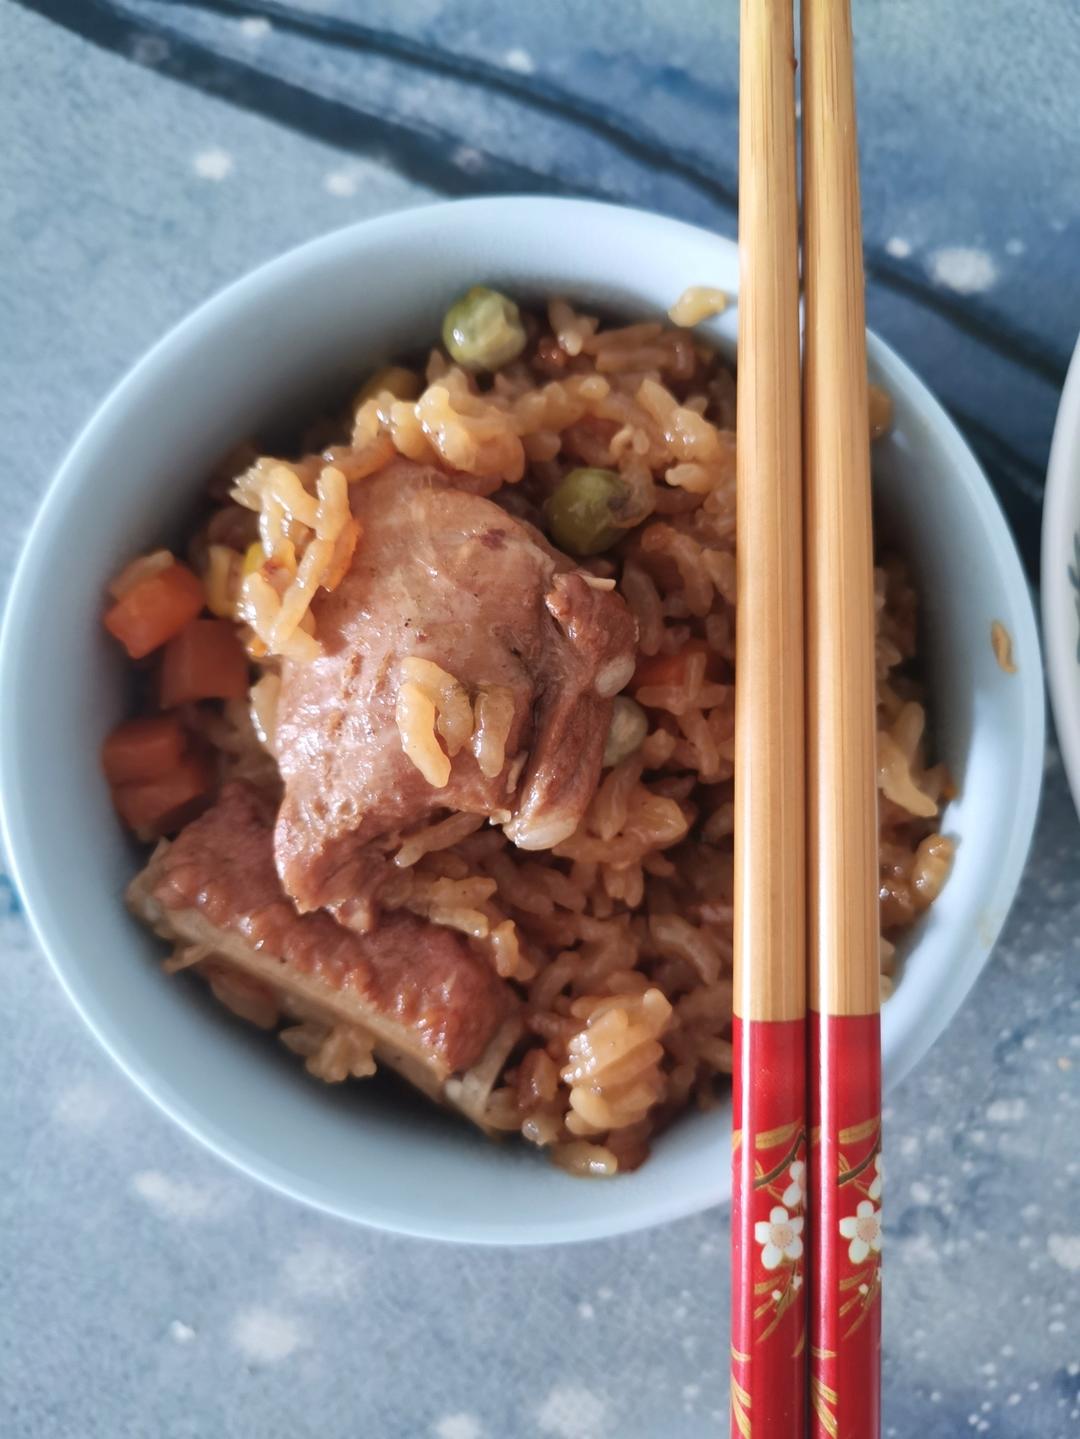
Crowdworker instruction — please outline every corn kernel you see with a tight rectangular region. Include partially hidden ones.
[243,541,265,577]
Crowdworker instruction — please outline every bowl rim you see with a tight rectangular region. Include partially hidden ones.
[1042,330,1080,819]
[0,196,1046,1243]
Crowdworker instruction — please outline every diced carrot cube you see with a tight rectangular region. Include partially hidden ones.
[103,562,205,659]
[111,754,211,837]
[159,619,249,708]
[633,638,711,690]
[102,715,187,785]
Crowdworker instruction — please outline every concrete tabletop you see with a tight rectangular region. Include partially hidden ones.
[3,3,1078,1435]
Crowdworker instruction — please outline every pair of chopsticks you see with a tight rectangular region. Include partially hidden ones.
[731,0,881,1435]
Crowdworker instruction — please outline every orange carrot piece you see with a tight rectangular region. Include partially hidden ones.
[632,638,711,690]
[112,754,211,837]
[159,619,249,708]
[102,715,187,785]
[103,562,205,659]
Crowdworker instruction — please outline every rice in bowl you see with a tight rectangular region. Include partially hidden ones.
[102,293,953,1177]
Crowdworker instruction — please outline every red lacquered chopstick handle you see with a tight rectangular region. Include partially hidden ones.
[810,1012,882,1439]
[731,1016,807,1437]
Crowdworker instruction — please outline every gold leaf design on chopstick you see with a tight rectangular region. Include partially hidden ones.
[731,1346,752,1365]
[843,1272,882,1339]
[759,1272,802,1342]
[838,1140,883,1186]
[838,1116,880,1145]
[747,1116,808,1348]
[752,1131,806,1189]
[838,1151,879,1185]
[839,1269,871,1292]
[810,1375,839,1438]
[835,1118,884,1344]
[755,1119,802,1150]
[730,1374,753,1438]
[813,1376,838,1405]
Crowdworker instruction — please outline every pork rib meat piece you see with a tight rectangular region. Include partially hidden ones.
[273,461,637,917]
[127,782,521,1119]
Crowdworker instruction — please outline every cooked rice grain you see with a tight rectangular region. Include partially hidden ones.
[195,297,954,1174]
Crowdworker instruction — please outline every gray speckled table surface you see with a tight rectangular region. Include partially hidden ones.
[3,4,1079,1437]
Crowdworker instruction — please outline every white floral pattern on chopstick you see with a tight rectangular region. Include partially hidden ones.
[836,1118,883,1339]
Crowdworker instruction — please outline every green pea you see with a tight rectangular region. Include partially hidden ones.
[545,467,629,556]
[603,697,649,767]
[441,286,526,371]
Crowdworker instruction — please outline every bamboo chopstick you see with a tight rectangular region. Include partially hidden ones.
[802,2,883,1436]
[730,0,807,1433]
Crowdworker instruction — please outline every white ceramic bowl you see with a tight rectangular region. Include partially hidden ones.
[0,199,1045,1244]
[1043,331,1080,819]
